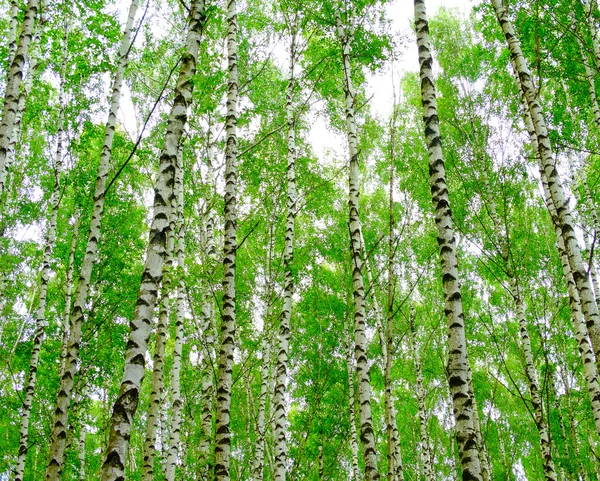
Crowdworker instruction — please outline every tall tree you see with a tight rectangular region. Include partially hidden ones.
[44,2,142,477]
[0,0,39,201]
[99,1,206,479]
[335,5,380,479]
[214,0,239,477]
[413,1,483,479]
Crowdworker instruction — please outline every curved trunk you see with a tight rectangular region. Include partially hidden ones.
[214,0,239,477]
[414,2,482,479]
[491,0,600,373]
[410,308,435,481]
[0,0,38,201]
[165,146,185,481]
[45,2,142,478]
[335,9,379,480]
[14,40,67,481]
[99,3,205,479]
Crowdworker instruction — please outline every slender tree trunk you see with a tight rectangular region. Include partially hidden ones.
[410,308,435,481]
[584,0,600,66]
[214,0,238,477]
[141,227,175,481]
[7,0,20,68]
[165,146,185,481]
[335,9,380,480]
[414,2,482,479]
[273,25,298,481]
[509,55,600,440]
[45,3,142,478]
[345,316,361,481]
[60,213,80,378]
[253,330,271,481]
[0,0,38,201]
[99,3,205,479]
[491,0,600,372]
[385,141,404,481]
[198,122,218,479]
[14,38,67,480]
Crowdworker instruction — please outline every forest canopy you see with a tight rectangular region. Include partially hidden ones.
[1,0,600,480]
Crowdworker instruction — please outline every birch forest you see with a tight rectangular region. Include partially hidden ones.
[4,0,600,479]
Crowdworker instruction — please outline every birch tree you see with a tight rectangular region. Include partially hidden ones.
[414,1,482,479]
[99,2,206,479]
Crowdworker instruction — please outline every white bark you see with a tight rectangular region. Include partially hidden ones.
[60,214,80,379]
[214,0,238,477]
[410,308,435,481]
[45,2,142,478]
[414,1,482,479]
[253,328,271,481]
[273,25,298,481]
[198,122,218,478]
[335,8,380,479]
[7,0,20,68]
[14,39,67,481]
[491,0,600,373]
[141,227,174,481]
[345,316,361,481]
[99,3,205,479]
[165,146,185,481]
[0,0,38,200]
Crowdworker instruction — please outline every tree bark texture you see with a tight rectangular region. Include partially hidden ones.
[99,2,205,479]
[0,0,38,201]
[491,0,600,374]
[414,1,482,479]
[45,2,142,478]
[214,0,239,477]
[14,40,66,481]
[335,9,380,480]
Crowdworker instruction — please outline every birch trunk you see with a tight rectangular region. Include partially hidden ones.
[273,26,298,481]
[99,3,205,479]
[165,146,185,481]
[335,9,379,479]
[510,56,600,440]
[584,0,600,66]
[141,227,174,481]
[491,0,600,372]
[7,0,20,68]
[410,308,435,481]
[253,331,271,481]
[5,35,38,182]
[214,0,238,477]
[14,43,66,481]
[414,1,482,479]
[385,152,404,481]
[60,214,79,378]
[345,316,361,481]
[542,174,600,438]
[0,0,38,201]
[198,122,218,479]
[45,3,142,478]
